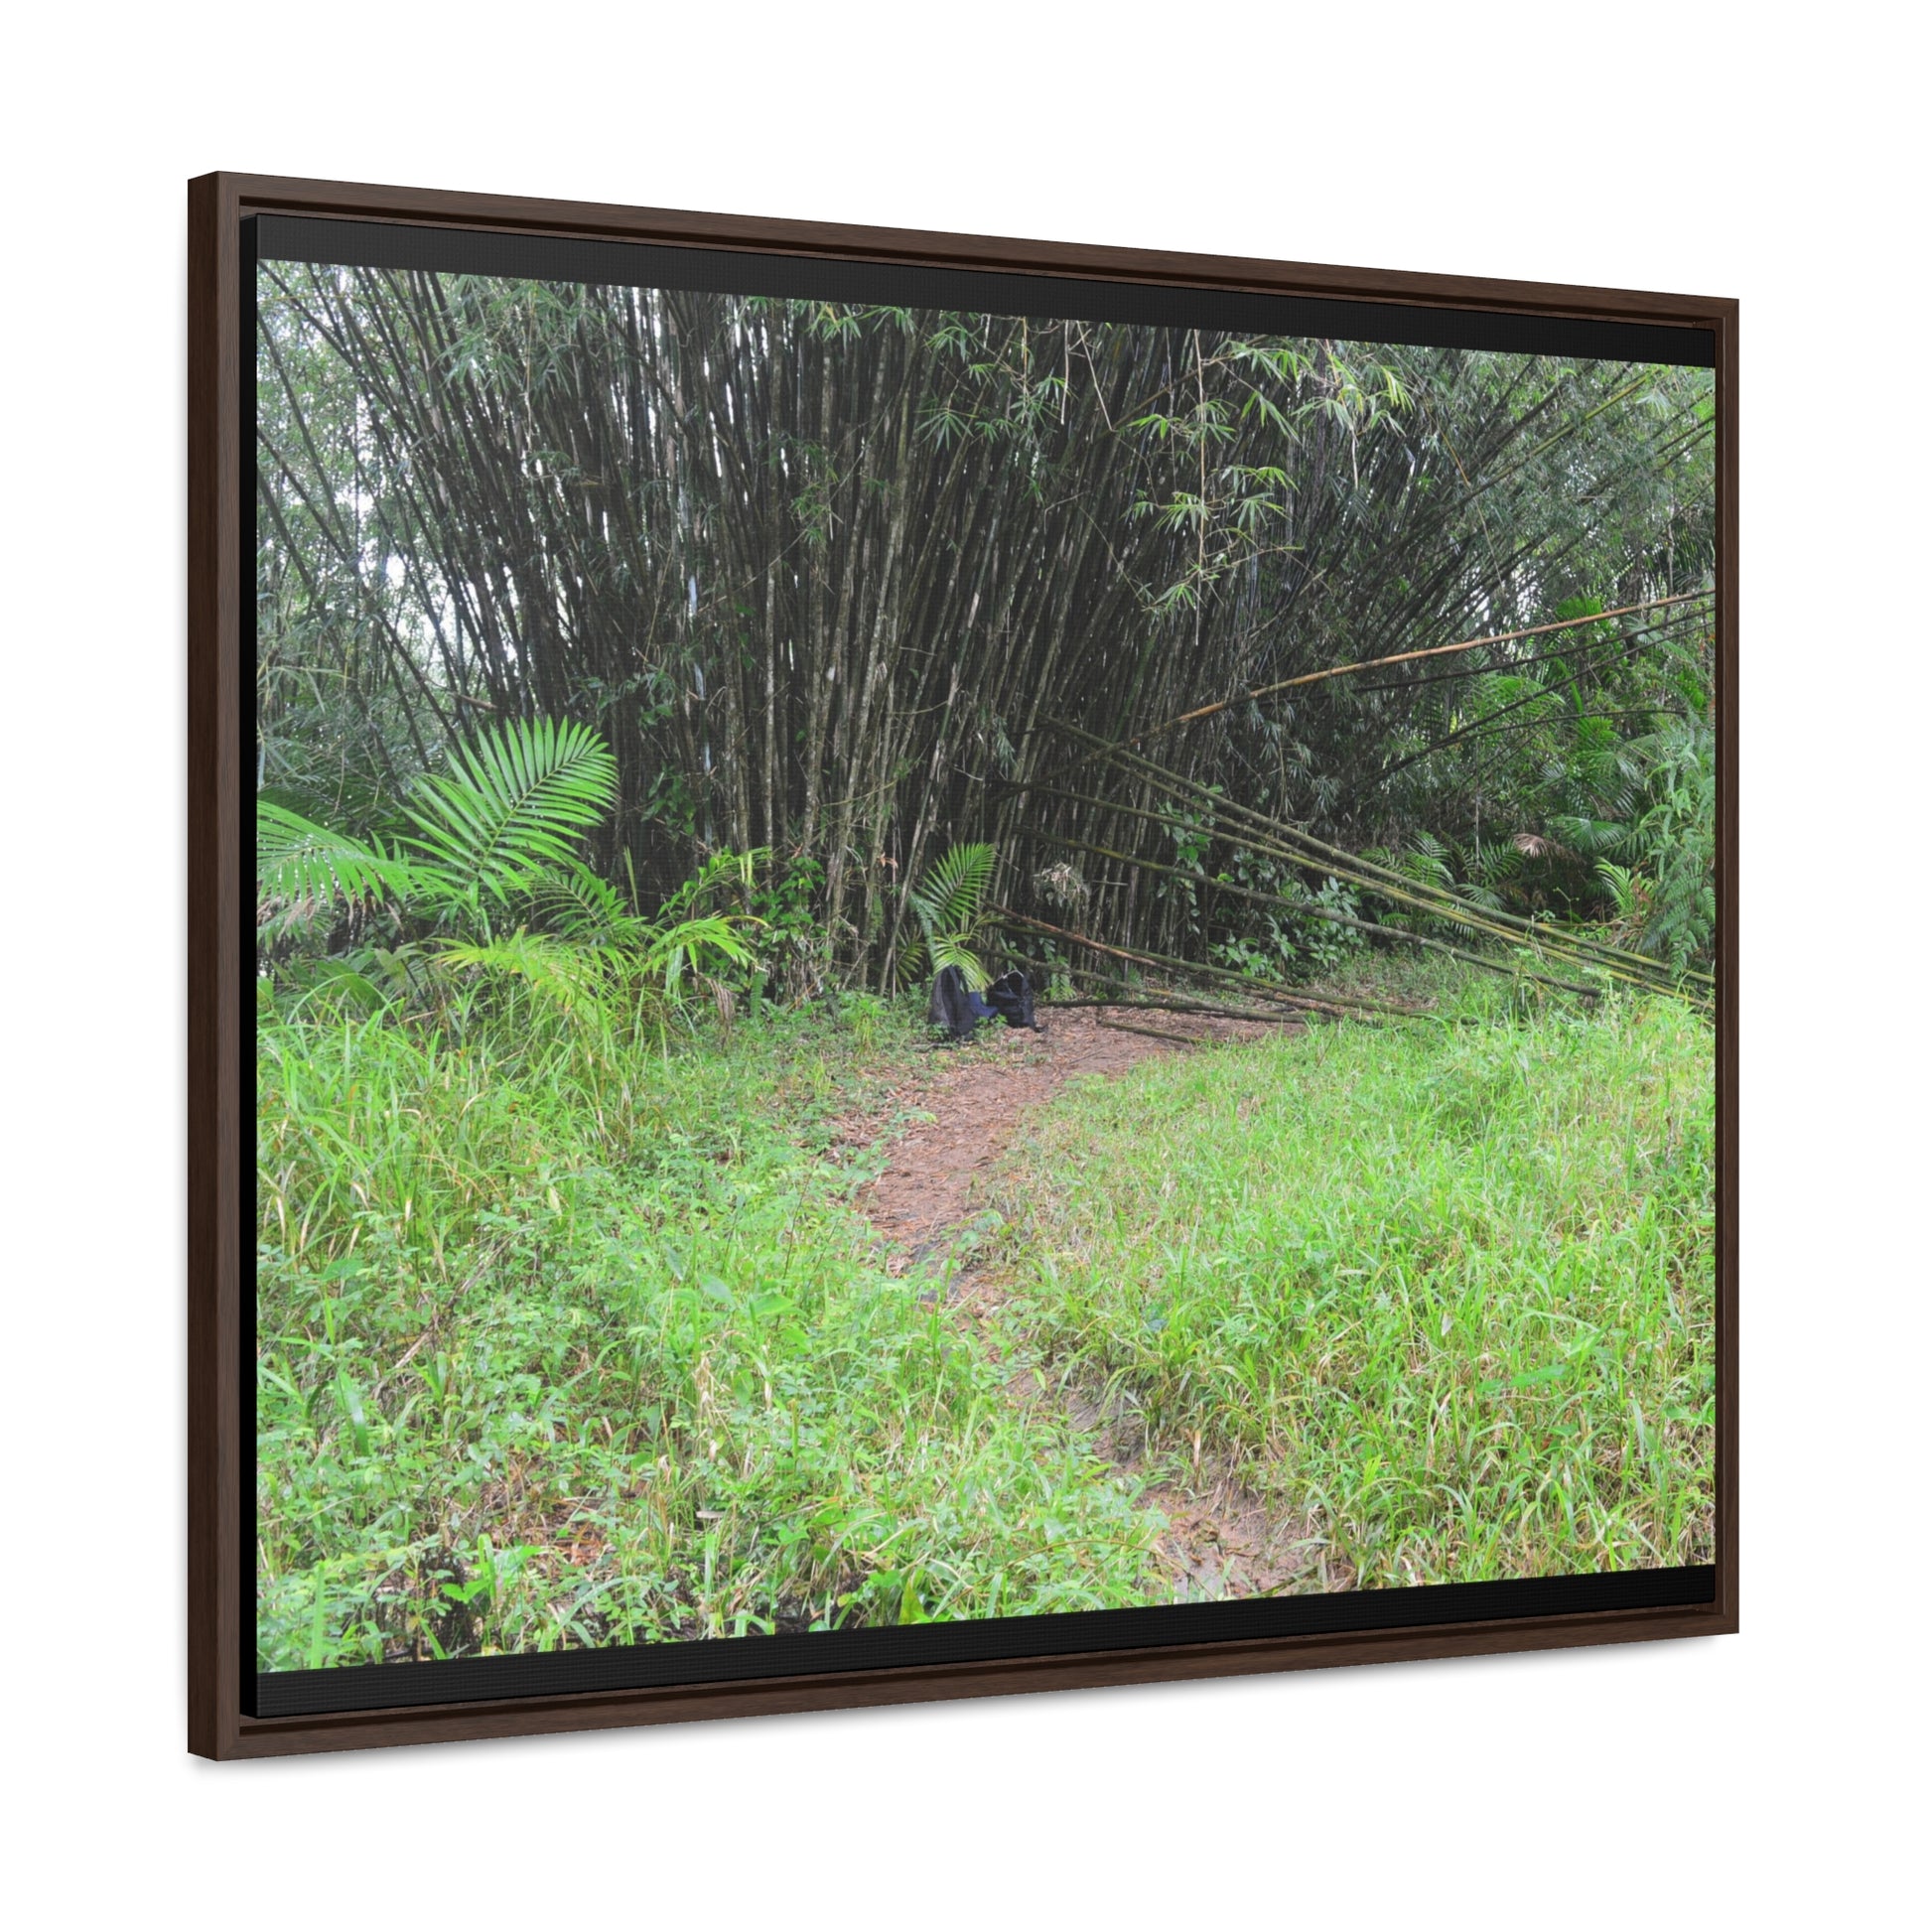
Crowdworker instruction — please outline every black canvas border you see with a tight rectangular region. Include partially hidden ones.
[255,214,1715,368]
[256,1565,1714,1717]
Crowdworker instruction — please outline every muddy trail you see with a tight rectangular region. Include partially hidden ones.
[835,1004,1331,1601]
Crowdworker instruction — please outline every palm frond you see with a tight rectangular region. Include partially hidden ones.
[536,860,647,948]
[439,931,615,1020]
[401,717,618,905]
[643,914,758,996]
[910,841,996,936]
[908,841,997,991]
[255,800,413,935]
[927,932,991,992]
[1595,861,1644,922]
[659,847,764,921]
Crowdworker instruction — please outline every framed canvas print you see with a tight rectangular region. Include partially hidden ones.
[189,173,1736,1758]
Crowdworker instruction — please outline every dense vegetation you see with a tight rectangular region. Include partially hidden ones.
[257,269,1715,990]
[258,956,1711,1665]
[254,261,1718,1668]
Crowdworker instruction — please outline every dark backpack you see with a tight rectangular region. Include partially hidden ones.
[987,968,1043,1033]
[927,964,994,1040]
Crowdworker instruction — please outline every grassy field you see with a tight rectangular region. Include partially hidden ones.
[255,990,1152,1671]
[256,965,1714,1669]
[991,970,1716,1587]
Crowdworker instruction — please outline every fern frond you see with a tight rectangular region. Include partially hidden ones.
[912,841,996,935]
[255,800,413,935]
[401,717,618,905]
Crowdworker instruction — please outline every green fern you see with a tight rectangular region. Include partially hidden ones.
[907,840,996,991]
[401,716,618,914]
[255,800,415,938]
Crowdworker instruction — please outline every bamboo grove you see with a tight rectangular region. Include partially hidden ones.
[256,265,1718,995]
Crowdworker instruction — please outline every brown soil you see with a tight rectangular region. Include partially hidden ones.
[841,1008,1207,1264]
[839,1003,1327,1599]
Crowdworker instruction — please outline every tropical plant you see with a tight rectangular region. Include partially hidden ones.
[256,715,754,1010]
[254,801,415,943]
[395,716,618,932]
[906,841,997,991]
[1617,716,1716,970]
[257,716,618,943]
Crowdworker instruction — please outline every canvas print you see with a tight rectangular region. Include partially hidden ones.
[253,249,1717,1678]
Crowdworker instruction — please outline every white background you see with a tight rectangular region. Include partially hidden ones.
[4,3,1924,1923]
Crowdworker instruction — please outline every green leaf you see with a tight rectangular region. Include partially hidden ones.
[400,716,618,908]
[911,841,995,935]
[910,841,996,989]
[255,801,414,934]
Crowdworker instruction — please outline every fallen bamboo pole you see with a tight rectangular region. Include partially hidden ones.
[1014,764,1672,995]
[1085,590,1714,756]
[992,907,1417,1020]
[1113,734,1718,990]
[1045,999,1309,1025]
[1030,829,1606,1000]
[1041,729,1708,994]
[1096,1014,1206,1045]
[1005,954,1325,1025]
[1064,717,1691,966]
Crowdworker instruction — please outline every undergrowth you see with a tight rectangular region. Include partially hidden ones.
[255,988,1152,1670]
[991,968,1716,1587]
[258,959,1715,1668]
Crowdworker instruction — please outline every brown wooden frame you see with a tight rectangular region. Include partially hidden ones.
[190,171,1737,1759]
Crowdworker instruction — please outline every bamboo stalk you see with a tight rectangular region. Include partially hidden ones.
[1078,707,1700,989]
[1046,726,1709,991]
[1090,590,1714,754]
[1016,764,1676,995]
[1096,1014,1204,1045]
[260,269,1718,996]
[1045,998,1308,1025]
[1029,830,1607,1000]
[992,907,1411,1020]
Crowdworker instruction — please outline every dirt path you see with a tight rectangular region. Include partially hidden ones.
[838,1004,1326,1600]
[841,1008,1194,1264]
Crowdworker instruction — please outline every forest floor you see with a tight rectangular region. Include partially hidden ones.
[836,1005,1325,1598]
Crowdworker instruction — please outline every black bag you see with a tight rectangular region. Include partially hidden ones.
[986,968,1043,1033]
[927,964,994,1040]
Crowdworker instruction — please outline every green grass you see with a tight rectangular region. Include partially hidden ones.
[989,969,1716,1587]
[255,987,1152,1671]
[256,960,1716,1669]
